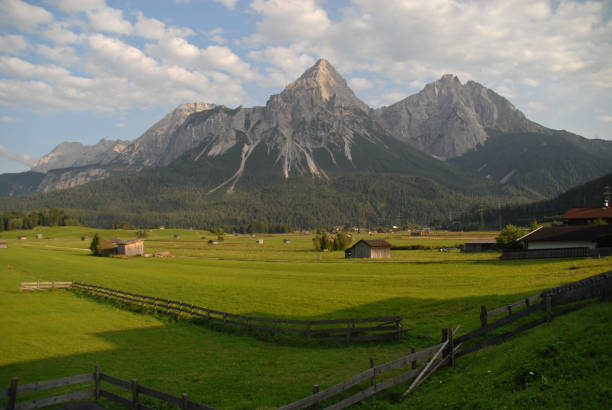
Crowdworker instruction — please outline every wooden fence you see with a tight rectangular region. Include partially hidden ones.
[0,366,216,410]
[283,269,612,408]
[501,246,612,260]
[68,282,403,343]
[19,282,73,291]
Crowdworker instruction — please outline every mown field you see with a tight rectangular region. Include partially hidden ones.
[0,226,610,409]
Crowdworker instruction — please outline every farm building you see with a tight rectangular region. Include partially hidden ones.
[17,236,26,240]
[461,239,499,252]
[0,241,6,248]
[503,225,612,260]
[519,225,612,250]
[81,235,89,241]
[36,234,43,239]
[283,239,291,244]
[345,239,391,259]
[116,239,144,257]
[256,239,264,244]
[562,202,612,225]
[208,240,219,245]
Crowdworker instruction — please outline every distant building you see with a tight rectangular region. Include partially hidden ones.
[519,225,612,250]
[36,234,43,239]
[0,241,7,248]
[116,239,144,257]
[562,202,612,225]
[461,239,499,252]
[81,235,90,241]
[345,239,391,259]
[17,236,27,240]
[208,240,219,245]
[256,239,264,244]
[283,239,291,244]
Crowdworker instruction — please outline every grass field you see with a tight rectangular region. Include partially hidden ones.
[0,226,610,409]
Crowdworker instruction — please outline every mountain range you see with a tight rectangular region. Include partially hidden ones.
[1,59,611,228]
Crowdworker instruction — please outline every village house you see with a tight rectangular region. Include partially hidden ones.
[562,202,612,225]
[345,239,391,259]
[519,225,612,250]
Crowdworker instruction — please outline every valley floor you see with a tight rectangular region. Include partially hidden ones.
[0,227,610,408]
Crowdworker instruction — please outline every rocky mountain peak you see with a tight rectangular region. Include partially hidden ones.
[277,59,369,113]
[31,139,128,173]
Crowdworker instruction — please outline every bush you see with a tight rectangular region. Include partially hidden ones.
[496,225,526,250]
[312,231,352,251]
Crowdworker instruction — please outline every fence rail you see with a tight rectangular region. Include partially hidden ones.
[2,366,216,410]
[19,282,73,291]
[67,282,403,343]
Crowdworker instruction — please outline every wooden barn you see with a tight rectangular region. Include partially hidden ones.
[461,239,499,252]
[116,239,144,257]
[345,239,391,259]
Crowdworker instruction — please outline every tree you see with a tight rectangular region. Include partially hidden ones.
[90,234,115,256]
[496,225,526,249]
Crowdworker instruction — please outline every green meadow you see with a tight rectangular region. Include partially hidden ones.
[0,226,610,409]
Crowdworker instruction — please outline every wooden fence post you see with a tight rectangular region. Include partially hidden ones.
[448,327,455,367]
[441,328,449,358]
[8,377,18,410]
[480,305,488,327]
[525,297,530,307]
[312,384,320,410]
[346,320,352,343]
[94,365,101,401]
[546,293,552,322]
[507,305,512,315]
[131,379,139,410]
[411,346,417,369]
[396,319,402,340]
[182,393,189,410]
[369,357,376,386]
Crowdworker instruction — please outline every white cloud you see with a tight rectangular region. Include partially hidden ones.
[43,22,82,45]
[527,101,546,112]
[213,0,238,9]
[0,0,53,30]
[249,46,314,86]
[248,0,331,45]
[52,0,106,13]
[348,77,373,90]
[0,56,70,80]
[86,6,132,35]
[0,34,30,54]
[1,115,23,123]
[598,115,612,123]
[0,145,35,166]
[37,45,79,66]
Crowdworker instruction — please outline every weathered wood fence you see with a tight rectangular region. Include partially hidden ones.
[0,366,216,410]
[282,270,612,408]
[21,281,403,343]
[19,282,72,291]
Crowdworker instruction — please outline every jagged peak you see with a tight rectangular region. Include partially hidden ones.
[280,58,369,112]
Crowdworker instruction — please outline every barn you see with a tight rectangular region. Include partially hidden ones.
[116,239,144,257]
[461,239,499,252]
[345,239,391,259]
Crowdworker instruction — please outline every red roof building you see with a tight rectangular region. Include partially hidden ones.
[562,203,612,225]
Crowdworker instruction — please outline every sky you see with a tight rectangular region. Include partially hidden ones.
[0,0,611,174]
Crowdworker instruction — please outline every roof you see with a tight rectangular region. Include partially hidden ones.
[562,207,612,220]
[350,239,391,249]
[465,239,497,244]
[118,238,144,245]
[519,225,612,243]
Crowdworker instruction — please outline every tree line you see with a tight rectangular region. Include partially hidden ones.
[0,209,81,231]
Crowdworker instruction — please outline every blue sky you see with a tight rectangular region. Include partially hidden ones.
[0,0,611,174]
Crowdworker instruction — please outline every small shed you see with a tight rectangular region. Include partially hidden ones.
[0,241,7,249]
[208,240,219,245]
[461,239,499,252]
[36,233,43,239]
[117,239,144,257]
[18,236,27,240]
[174,234,180,239]
[345,239,391,259]
[81,235,90,241]
[256,239,264,244]
[283,239,291,244]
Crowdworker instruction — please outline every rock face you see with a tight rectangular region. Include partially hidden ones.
[114,102,215,167]
[31,139,128,173]
[375,74,546,158]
